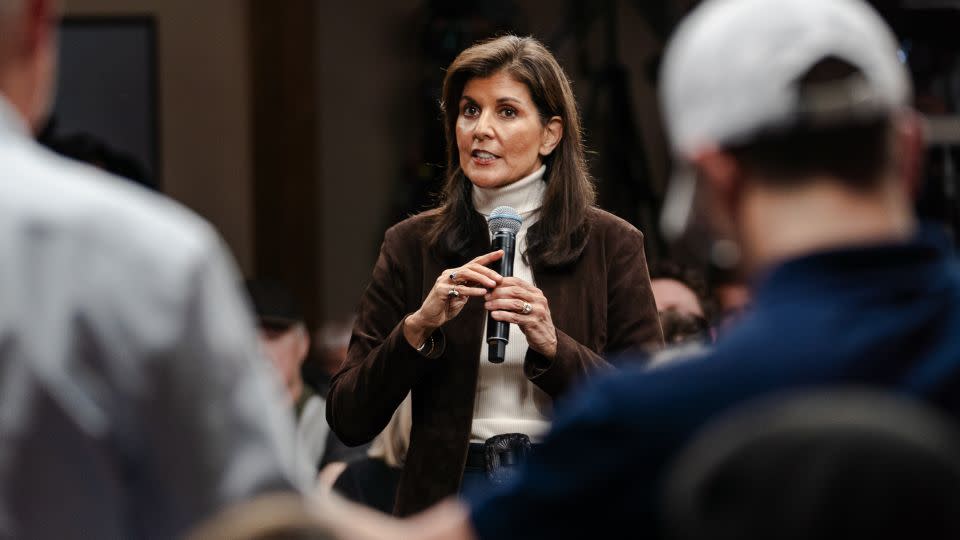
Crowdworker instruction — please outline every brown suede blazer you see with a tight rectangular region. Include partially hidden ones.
[327,207,663,515]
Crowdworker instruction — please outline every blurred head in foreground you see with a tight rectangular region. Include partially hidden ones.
[0,0,61,132]
[664,390,960,540]
[659,0,922,278]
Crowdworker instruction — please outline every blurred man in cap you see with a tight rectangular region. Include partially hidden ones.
[0,1,304,537]
[316,0,960,538]
[247,279,330,471]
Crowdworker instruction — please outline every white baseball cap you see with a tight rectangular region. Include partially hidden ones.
[659,0,914,251]
[660,0,912,158]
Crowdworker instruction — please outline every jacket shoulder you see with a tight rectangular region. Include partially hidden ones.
[381,211,439,250]
[585,207,645,243]
[2,142,221,269]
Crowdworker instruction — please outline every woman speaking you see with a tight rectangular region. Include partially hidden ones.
[327,35,663,516]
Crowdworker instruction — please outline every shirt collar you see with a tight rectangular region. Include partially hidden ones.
[0,94,30,140]
[751,223,954,307]
[472,164,547,218]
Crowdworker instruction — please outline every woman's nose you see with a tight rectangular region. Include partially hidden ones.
[473,111,494,140]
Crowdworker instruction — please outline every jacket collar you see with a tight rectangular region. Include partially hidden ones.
[752,223,953,308]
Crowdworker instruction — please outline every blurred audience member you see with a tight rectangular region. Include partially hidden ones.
[658,309,710,347]
[650,261,710,318]
[0,1,302,538]
[306,316,372,469]
[663,390,960,540]
[650,260,713,345]
[247,279,329,472]
[319,395,412,514]
[304,317,354,398]
[460,0,942,536]
[314,1,960,538]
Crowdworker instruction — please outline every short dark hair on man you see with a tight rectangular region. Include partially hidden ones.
[726,57,894,189]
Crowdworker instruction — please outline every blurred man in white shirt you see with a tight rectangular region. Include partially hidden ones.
[0,1,305,538]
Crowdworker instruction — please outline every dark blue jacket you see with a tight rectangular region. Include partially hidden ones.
[470,227,960,539]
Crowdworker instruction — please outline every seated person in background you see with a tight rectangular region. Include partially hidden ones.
[308,316,373,468]
[304,317,354,397]
[649,260,714,345]
[657,309,711,347]
[318,395,411,514]
[246,278,328,472]
[313,1,960,538]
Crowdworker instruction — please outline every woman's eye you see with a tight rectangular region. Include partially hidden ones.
[463,105,479,117]
[501,108,517,118]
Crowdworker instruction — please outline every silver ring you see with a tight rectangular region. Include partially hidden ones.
[447,286,460,298]
[449,271,458,281]
[521,302,533,315]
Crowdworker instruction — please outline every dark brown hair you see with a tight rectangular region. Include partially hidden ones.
[726,57,895,189]
[427,35,596,269]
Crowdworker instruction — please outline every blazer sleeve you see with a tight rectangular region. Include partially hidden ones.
[326,226,434,446]
[524,224,664,397]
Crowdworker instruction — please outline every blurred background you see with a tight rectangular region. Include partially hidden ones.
[50,0,959,330]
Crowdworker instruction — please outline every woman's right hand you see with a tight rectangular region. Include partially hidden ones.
[404,250,504,349]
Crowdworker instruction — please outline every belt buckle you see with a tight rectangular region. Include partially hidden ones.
[483,433,532,485]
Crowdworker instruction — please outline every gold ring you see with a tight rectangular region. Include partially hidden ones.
[448,287,460,298]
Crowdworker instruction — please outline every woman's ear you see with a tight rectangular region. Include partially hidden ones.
[295,325,311,362]
[539,116,563,157]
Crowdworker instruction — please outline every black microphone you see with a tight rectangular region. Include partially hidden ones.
[486,206,522,364]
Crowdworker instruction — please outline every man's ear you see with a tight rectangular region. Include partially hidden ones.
[691,147,743,209]
[295,324,311,362]
[894,110,924,199]
[23,0,55,56]
[539,116,563,157]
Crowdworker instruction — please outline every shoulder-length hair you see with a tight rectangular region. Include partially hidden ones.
[427,35,596,269]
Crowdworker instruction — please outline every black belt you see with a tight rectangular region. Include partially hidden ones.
[465,435,538,470]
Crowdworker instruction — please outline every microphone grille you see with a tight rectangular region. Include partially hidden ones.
[487,206,522,235]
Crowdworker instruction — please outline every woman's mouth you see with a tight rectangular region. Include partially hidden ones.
[471,150,499,165]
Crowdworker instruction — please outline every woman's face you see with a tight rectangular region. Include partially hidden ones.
[456,71,562,189]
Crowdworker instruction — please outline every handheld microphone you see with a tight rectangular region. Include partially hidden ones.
[486,206,522,364]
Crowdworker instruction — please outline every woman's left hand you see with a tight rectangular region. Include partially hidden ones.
[485,277,558,358]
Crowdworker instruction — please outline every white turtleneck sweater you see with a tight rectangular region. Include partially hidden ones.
[470,165,553,443]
